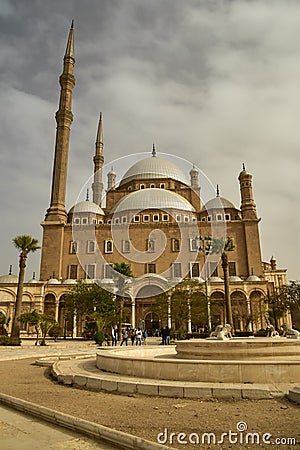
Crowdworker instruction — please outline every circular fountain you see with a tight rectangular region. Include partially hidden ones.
[96,337,300,384]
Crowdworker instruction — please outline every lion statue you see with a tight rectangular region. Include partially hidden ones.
[281,323,300,339]
[266,324,279,337]
[209,324,232,340]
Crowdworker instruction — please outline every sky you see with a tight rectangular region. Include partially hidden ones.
[0,0,299,281]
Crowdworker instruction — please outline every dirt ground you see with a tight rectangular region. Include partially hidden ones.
[0,358,299,449]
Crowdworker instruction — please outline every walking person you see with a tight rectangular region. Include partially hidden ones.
[143,329,148,345]
[120,328,128,346]
[111,325,118,346]
[165,326,171,345]
[130,328,136,345]
[135,327,143,346]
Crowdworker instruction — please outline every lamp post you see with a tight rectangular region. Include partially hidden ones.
[197,235,212,332]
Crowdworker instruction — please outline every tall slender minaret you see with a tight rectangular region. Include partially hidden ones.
[238,164,257,219]
[92,113,104,205]
[45,21,75,222]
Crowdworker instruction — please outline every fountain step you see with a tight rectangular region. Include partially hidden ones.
[288,386,300,405]
[41,356,294,400]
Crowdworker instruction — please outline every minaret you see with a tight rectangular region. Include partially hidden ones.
[92,113,104,205]
[107,167,116,191]
[190,164,199,190]
[238,164,257,219]
[45,21,75,222]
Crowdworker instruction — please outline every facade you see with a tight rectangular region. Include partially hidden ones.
[0,24,288,336]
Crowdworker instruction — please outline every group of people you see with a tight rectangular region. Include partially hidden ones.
[111,326,147,346]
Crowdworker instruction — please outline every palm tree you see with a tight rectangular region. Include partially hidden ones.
[211,237,235,330]
[10,235,40,345]
[113,262,133,339]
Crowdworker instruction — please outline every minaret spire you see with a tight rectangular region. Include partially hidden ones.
[45,22,75,221]
[238,165,257,219]
[92,113,104,206]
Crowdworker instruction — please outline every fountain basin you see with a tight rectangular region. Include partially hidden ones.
[96,338,300,384]
[176,337,300,360]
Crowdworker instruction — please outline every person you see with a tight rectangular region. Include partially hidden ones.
[165,326,171,345]
[135,327,143,346]
[111,325,118,346]
[130,328,136,345]
[161,327,167,345]
[120,328,128,346]
[142,329,148,345]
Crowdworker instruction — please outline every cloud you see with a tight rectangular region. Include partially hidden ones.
[0,0,299,279]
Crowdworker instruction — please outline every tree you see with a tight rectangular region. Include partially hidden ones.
[211,237,235,329]
[10,235,40,345]
[149,279,205,332]
[65,282,118,338]
[18,310,58,346]
[0,312,10,336]
[280,281,300,313]
[265,286,293,330]
[113,262,133,338]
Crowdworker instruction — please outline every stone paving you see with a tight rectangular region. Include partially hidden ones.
[0,337,170,450]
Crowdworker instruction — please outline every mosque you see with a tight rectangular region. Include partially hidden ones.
[0,24,288,336]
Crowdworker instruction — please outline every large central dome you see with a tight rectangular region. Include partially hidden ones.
[111,188,195,213]
[119,155,189,186]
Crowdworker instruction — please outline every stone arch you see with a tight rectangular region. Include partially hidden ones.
[249,290,266,330]
[144,311,160,333]
[44,293,56,318]
[230,290,247,331]
[135,284,165,330]
[58,294,67,334]
[210,290,225,328]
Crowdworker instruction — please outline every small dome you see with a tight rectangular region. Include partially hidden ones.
[28,278,38,284]
[246,275,261,282]
[228,276,243,282]
[111,188,195,214]
[62,279,77,285]
[69,201,104,215]
[0,274,18,284]
[120,156,189,186]
[209,276,223,282]
[204,197,237,210]
[47,278,60,284]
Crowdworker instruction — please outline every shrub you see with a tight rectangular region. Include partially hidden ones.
[0,335,10,345]
[94,330,105,345]
[234,331,254,337]
[254,328,268,337]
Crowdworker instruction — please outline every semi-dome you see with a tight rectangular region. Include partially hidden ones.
[0,274,18,284]
[246,275,261,282]
[209,276,223,282]
[228,276,243,282]
[47,278,61,284]
[63,279,77,285]
[28,277,38,284]
[69,201,104,215]
[111,188,195,213]
[204,196,237,210]
[120,156,189,186]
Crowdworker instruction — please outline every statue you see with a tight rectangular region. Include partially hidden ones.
[265,312,279,337]
[266,324,279,337]
[281,323,300,339]
[209,324,232,340]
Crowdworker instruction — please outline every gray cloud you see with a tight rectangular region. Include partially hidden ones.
[0,0,299,279]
